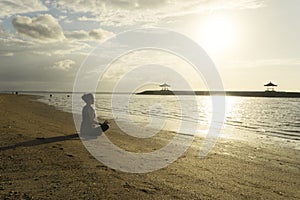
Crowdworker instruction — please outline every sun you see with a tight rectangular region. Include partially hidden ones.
[199,16,236,53]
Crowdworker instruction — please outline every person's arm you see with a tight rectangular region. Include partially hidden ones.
[88,107,108,125]
[87,107,98,125]
[99,120,108,125]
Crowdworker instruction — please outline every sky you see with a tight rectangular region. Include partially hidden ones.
[0,0,299,92]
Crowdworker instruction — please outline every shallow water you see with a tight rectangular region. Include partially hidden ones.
[36,93,300,142]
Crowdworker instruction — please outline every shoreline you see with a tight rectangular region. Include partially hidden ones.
[0,94,299,199]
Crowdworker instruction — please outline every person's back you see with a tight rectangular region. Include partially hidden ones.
[80,104,94,135]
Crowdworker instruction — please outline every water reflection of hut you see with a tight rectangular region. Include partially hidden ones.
[159,83,170,91]
[264,81,277,91]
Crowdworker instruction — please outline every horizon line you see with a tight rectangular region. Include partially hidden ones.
[1,89,300,94]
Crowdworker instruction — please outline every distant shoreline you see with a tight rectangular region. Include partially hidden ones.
[137,90,300,98]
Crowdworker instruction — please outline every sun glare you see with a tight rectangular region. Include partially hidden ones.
[199,16,236,53]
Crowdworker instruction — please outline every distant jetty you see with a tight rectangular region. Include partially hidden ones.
[137,90,300,98]
[137,81,300,98]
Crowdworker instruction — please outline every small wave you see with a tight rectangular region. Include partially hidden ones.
[277,129,300,135]
[266,130,300,139]
[226,119,243,124]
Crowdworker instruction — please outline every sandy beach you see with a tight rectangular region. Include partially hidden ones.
[0,94,299,199]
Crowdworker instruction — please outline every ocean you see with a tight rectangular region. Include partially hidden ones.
[36,93,300,147]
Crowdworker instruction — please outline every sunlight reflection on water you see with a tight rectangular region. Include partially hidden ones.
[38,93,300,141]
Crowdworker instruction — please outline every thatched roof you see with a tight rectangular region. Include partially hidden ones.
[264,82,277,87]
[159,83,170,87]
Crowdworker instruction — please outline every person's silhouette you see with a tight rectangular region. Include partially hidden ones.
[80,93,108,138]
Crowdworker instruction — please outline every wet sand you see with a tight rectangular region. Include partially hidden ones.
[0,94,299,199]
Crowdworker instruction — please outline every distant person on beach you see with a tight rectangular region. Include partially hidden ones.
[80,93,109,138]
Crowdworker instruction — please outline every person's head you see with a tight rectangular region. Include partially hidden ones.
[82,93,94,105]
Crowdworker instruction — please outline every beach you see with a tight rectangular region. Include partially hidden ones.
[0,94,299,199]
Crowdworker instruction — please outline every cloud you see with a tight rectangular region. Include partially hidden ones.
[51,0,265,26]
[77,16,100,22]
[1,19,94,57]
[0,53,82,91]
[0,0,48,17]
[0,35,90,57]
[12,14,65,42]
[0,52,14,57]
[89,28,114,40]
[52,59,75,71]
[201,0,265,10]
[65,28,114,41]
[64,30,88,40]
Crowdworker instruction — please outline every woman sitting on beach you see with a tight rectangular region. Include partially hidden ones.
[80,93,109,137]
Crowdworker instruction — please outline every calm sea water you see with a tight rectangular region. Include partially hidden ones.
[37,93,300,142]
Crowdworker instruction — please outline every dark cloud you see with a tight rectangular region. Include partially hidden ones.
[12,14,65,42]
[65,29,114,41]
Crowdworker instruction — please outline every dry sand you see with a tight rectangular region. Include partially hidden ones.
[0,94,299,199]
